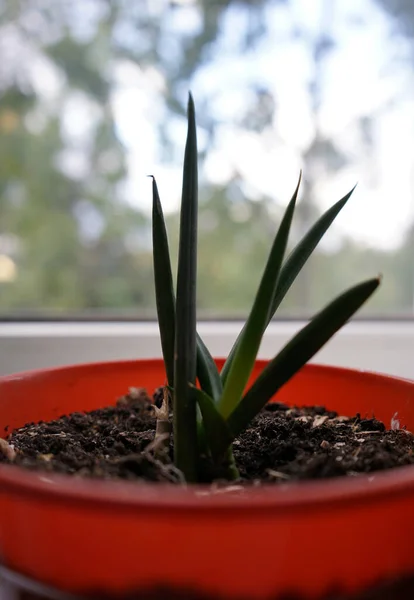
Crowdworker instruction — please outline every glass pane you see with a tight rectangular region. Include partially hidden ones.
[0,0,412,318]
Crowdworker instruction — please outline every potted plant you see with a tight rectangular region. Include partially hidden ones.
[1,95,414,600]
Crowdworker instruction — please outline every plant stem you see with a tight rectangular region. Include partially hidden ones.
[222,447,239,480]
[153,386,171,460]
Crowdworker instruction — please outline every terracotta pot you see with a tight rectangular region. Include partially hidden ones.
[1,358,414,599]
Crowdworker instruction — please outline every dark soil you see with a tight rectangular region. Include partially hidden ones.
[1,386,413,484]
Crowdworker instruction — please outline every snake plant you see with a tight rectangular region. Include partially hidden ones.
[151,94,380,483]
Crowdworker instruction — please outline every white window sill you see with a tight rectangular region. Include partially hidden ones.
[0,320,412,381]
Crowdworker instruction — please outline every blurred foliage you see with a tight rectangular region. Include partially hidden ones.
[0,0,412,317]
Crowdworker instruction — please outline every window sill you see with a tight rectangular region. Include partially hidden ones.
[0,320,412,381]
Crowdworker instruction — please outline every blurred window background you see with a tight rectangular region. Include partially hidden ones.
[0,0,413,319]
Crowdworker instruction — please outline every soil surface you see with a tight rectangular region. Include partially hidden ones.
[1,387,413,484]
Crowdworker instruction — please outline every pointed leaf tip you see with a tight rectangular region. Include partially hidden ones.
[293,171,302,197]
[188,92,195,113]
[349,182,358,195]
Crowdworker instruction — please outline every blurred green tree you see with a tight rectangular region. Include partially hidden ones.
[0,0,408,317]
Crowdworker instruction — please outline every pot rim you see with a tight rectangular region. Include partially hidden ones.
[1,360,414,516]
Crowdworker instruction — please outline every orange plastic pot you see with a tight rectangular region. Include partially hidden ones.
[1,359,414,599]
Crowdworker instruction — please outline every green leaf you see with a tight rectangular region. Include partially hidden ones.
[173,93,199,481]
[196,332,223,401]
[151,176,175,387]
[151,176,220,400]
[192,385,233,462]
[226,277,380,438]
[270,186,356,316]
[221,185,354,386]
[151,177,220,398]
[218,175,300,419]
